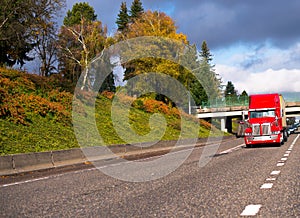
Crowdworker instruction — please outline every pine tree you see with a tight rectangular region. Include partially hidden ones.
[225,81,238,104]
[130,0,144,20]
[116,2,130,32]
[239,90,248,104]
[225,81,237,97]
[240,90,248,97]
[63,2,97,26]
[200,40,213,63]
[193,40,221,102]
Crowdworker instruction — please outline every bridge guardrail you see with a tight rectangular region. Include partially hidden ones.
[201,97,249,109]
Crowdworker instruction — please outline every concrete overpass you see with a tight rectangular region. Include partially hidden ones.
[195,102,300,132]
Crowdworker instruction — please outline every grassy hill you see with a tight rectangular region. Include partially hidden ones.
[0,67,225,155]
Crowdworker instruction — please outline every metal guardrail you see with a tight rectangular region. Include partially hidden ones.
[201,97,249,109]
[200,96,300,109]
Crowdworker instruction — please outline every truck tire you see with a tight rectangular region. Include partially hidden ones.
[245,144,252,148]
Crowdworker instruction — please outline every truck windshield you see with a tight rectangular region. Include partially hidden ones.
[250,110,275,118]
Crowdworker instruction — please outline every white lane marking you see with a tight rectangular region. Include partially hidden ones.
[270,170,280,175]
[0,141,228,188]
[283,153,289,157]
[277,163,285,167]
[0,143,213,188]
[241,204,262,216]
[241,135,299,216]
[1,176,50,187]
[0,145,201,188]
[260,183,273,189]
[219,143,244,154]
[0,168,96,188]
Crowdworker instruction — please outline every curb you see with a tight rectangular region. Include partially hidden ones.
[0,136,234,176]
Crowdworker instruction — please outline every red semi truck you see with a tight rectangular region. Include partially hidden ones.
[244,93,288,147]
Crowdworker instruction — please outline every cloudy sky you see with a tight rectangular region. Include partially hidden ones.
[64,0,300,94]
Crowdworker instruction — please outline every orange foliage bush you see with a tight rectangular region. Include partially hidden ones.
[142,99,170,114]
[101,91,114,99]
[0,68,73,125]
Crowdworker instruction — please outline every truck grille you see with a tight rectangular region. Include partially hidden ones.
[262,123,271,135]
[252,124,260,136]
[252,123,271,136]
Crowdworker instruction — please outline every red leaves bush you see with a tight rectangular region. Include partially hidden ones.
[0,68,73,125]
[133,98,180,118]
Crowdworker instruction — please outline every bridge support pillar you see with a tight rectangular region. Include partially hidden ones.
[220,118,226,132]
[220,117,233,133]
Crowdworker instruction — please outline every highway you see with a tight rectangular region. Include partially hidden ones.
[1,134,299,217]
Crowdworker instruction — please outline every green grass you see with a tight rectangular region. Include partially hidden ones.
[0,117,78,155]
[1,95,226,155]
[0,68,227,155]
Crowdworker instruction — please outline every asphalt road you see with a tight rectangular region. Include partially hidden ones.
[1,134,299,217]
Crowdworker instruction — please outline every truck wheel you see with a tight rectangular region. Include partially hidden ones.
[246,144,252,148]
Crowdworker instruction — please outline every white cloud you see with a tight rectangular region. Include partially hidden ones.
[216,64,300,94]
[214,41,300,94]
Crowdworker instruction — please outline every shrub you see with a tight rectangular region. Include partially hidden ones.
[0,68,73,125]
[142,99,170,114]
[101,91,115,99]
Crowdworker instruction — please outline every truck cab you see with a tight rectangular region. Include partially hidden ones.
[244,93,287,147]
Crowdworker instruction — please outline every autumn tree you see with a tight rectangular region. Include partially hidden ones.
[58,3,115,91]
[33,0,65,76]
[117,10,191,106]
[118,10,222,108]
[34,22,58,76]
[0,0,65,67]
[122,10,188,80]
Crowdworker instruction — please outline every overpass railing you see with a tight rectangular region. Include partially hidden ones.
[201,97,249,109]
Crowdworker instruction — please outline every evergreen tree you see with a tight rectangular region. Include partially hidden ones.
[240,90,248,97]
[130,0,144,20]
[200,40,213,63]
[225,81,238,104]
[192,40,221,104]
[225,81,237,97]
[116,2,130,32]
[63,2,97,26]
[239,90,249,104]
